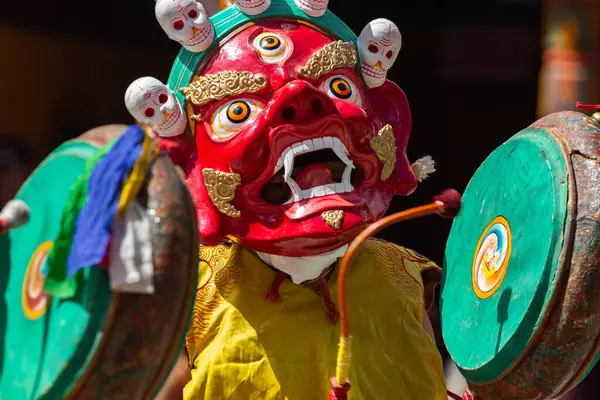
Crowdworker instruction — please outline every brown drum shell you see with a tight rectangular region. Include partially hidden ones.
[467,111,600,399]
[62,129,199,400]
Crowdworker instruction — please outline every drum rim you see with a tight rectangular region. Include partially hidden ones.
[441,127,576,383]
[62,153,200,400]
[3,140,107,398]
[452,112,600,398]
[3,136,198,399]
[547,121,600,397]
[501,128,576,388]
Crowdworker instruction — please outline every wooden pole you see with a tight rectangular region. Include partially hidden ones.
[538,0,600,117]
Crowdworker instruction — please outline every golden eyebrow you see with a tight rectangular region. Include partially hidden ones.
[181,71,268,106]
[297,41,358,80]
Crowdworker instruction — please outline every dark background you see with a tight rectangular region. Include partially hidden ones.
[0,0,543,261]
[2,0,598,398]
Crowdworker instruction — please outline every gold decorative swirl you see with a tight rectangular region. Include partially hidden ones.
[202,168,242,218]
[297,41,358,80]
[322,210,344,230]
[367,240,425,301]
[186,243,241,353]
[182,71,268,107]
[370,124,397,181]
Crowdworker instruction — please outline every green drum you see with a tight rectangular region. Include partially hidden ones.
[442,111,600,399]
[0,125,198,399]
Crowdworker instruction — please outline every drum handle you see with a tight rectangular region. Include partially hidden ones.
[329,189,462,398]
[576,101,600,110]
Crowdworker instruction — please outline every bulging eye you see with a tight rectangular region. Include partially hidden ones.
[320,75,362,106]
[158,93,169,104]
[144,108,156,118]
[252,32,291,64]
[210,98,265,140]
[173,20,184,31]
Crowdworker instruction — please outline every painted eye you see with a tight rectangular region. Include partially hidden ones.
[252,32,291,64]
[158,93,169,104]
[188,9,198,19]
[144,108,156,118]
[320,75,362,106]
[210,98,265,140]
[368,44,379,53]
[173,20,184,31]
[259,36,281,51]
[386,50,394,59]
[226,101,251,123]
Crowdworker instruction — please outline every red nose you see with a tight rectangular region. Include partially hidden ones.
[268,80,336,126]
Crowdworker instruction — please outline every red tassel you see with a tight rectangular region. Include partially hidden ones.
[0,219,10,235]
[265,271,288,302]
[99,237,112,270]
[462,388,476,400]
[328,377,350,400]
[319,277,340,325]
[447,390,463,400]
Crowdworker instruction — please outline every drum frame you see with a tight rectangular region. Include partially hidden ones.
[450,112,600,399]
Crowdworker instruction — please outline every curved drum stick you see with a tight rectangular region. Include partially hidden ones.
[329,189,462,400]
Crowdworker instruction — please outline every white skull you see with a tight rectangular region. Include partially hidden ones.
[124,77,187,137]
[358,18,402,88]
[294,0,329,17]
[235,0,271,15]
[155,0,215,52]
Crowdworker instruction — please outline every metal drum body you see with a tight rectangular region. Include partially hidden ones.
[0,125,198,400]
[442,111,600,399]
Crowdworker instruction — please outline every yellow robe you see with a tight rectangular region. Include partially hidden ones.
[184,239,447,400]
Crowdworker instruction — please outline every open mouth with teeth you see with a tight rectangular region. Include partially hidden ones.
[261,136,361,210]
[159,106,182,130]
[361,61,387,80]
[184,24,214,46]
[241,0,268,8]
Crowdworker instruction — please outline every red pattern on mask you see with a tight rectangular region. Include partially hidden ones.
[160,21,417,256]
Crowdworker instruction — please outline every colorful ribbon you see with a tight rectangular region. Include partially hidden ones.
[44,125,153,299]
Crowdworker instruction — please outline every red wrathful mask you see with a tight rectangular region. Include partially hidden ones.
[160,20,417,257]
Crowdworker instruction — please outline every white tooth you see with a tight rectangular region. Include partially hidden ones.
[293,142,311,155]
[274,156,284,174]
[335,183,345,193]
[286,177,302,203]
[333,137,350,155]
[312,138,325,149]
[324,184,336,196]
[302,140,314,151]
[283,148,294,182]
[342,166,354,191]
[333,145,355,168]
[313,186,326,197]
[301,189,312,199]
[323,137,334,148]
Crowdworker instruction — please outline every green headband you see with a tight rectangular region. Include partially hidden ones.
[167,0,358,107]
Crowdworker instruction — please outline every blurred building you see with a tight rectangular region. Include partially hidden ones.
[538,0,600,116]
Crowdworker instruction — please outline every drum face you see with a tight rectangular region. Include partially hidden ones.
[1,141,110,399]
[443,111,600,399]
[1,127,199,400]
[442,130,569,383]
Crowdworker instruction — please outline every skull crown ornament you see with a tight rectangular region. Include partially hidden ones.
[124,0,428,256]
[358,18,402,88]
[113,1,455,399]
[155,0,215,52]
[124,77,187,137]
